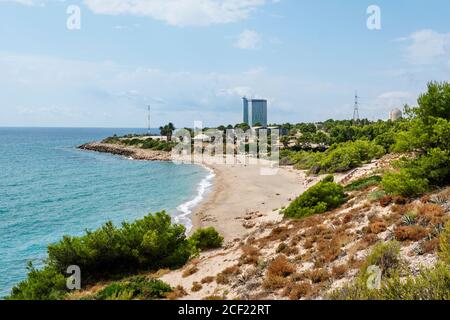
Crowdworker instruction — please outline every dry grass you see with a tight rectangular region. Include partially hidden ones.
[263,275,289,290]
[282,282,312,300]
[182,266,199,278]
[395,226,429,241]
[331,264,348,279]
[276,242,299,256]
[191,282,203,292]
[263,255,296,290]
[421,238,440,254]
[203,295,225,300]
[417,204,447,226]
[216,265,241,285]
[267,255,296,277]
[165,285,187,300]
[304,268,331,284]
[367,221,387,234]
[239,245,261,265]
[201,276,215,284]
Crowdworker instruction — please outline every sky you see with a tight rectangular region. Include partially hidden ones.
[1,0,450,128]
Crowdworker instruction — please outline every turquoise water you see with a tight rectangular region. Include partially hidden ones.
[0,128,209,297]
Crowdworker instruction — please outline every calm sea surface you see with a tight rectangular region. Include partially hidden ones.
[0,127,209,297]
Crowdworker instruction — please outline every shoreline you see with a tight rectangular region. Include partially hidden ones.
[78,142,317,241]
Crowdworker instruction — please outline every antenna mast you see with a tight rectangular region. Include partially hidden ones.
[147,105,151,135]
[353,91,360,123]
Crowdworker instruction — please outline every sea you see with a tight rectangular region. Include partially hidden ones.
[0,127,213,298]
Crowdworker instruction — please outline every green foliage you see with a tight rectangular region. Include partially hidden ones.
[283,176,346,219]
[330,263,450,300]
[7,263,67,300]
[102,136,120,144]
[439,223,450,266]
[367,189,386,202]
[47,211,197,279]
[287,140,385,174]
[415,81,450,122]
[383,83,450,197]
[190,227,224,251]
[330,224,450,300]
[361,241,401,278]
[344,175,382,192]
[95,276,172,300]
[8,212,198,300]
[160,123,176,140]
[381,171,429,197]
[318,140,385,173]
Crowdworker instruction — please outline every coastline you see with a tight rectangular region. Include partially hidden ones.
[190,163,319,241]
[78,142,318,241]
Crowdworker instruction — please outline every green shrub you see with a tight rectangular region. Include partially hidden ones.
[283,176,346,219]
[47,211,197,279]
[8,212,198,300]
[329,263,450,300]
[330,223,450,300]
[344,175,382,192]
[361,241,401,278]
[190,227,224,250]
[288,140,385,174]
[382,171,429,197]
[7,263,67,300]
[367,189,386,202]
[317,140,385,173]
[95,276,172,300]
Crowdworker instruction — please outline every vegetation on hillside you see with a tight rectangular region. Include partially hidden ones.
[102,136,176,152]
[330,223,450,300]
[7,212,223,300]
[283,175,346,219]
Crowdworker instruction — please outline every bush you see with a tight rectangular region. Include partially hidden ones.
[8,212,198,300]
[329,263,450,300]
[95,276,172,300]
[47,211,197,280]
[344,175,382,192]
[190,227,224,250]
[361,241,401,277]
[288,140,385,174]
[330,223,450,300]
[317,140,385,173]
[7,263,67,300]
[382,171,429,197]
[283,176,346,219]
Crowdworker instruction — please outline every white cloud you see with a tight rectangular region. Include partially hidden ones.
[234,29,261,49]
[2,0,279,26]
[0,0,46,5]
[0,52,348,127]
[83,0,266,27]
[399,29,450,65]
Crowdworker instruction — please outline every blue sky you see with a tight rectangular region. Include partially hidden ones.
[1,0,450,128]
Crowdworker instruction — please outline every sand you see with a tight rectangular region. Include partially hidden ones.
[191,162,319,241]
[79,142,317,241]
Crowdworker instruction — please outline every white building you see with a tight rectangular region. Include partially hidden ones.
[389,108,403,121]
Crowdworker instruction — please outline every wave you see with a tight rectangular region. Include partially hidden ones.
[174,165,215,232]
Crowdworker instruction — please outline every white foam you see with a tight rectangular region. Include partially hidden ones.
[174,165,215,232]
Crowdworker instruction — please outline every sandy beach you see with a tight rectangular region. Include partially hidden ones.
[77,142,317,241]
[191,163,318,241]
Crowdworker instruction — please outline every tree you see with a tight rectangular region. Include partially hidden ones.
[415,82,450,122]
[160,123,176,141]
